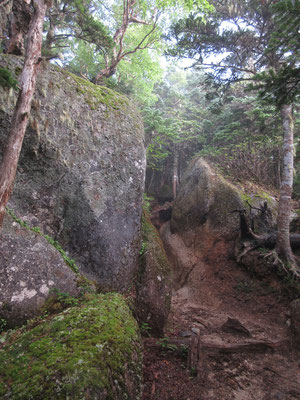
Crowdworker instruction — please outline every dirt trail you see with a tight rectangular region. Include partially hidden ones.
[143,238,300,400]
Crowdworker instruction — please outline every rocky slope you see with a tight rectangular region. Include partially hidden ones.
[143,158,300,400]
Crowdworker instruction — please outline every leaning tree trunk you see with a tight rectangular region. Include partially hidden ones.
[275,104,297,268]
[0,0,48,227]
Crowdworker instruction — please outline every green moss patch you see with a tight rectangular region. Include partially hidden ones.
[0,294,142,399]
[240,188,273,209]
[0,67,18,90]
[62,70,130,111]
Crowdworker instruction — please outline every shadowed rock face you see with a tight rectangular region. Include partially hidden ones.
[135,211,172,336]
[0,55,146,292]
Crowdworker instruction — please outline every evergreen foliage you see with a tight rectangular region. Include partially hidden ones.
[144,69,287,189]
[249,0,300,107]
[0,67,18,90]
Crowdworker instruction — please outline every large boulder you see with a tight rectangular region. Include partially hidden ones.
[171,158,243,240]
[161,158,243,301]
[0,54,146,292]
[0,294,143,399]
[171,158,243,239]
[0,213,81,328]
[135,211,172,336]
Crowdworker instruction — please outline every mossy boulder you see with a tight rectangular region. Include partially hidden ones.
[135,210,172,336]
[171,158,243,241]
[0,55,145,292]
[0,294,143,399]
[0,213,80,328]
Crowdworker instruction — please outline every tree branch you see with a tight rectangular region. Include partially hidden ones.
[121,15,159,59]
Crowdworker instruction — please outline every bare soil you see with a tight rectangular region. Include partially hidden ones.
[142,240,300,399]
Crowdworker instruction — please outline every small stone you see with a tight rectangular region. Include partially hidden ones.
[179,330,196,337]
[221,317,251,337]
[274,392,285,400]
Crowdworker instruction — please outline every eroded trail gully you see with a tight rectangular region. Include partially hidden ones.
[142,222,300,400]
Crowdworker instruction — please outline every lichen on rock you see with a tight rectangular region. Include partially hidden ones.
[0,213,81,328]
[0,54,146,292]
[0,293,143,400]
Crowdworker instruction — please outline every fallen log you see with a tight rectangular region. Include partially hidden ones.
[259,233,300,250]
[200,338,286,353]
[232,209,300,250]
[188,335,291,375]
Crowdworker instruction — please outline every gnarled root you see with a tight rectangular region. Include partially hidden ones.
[263,249,300,279]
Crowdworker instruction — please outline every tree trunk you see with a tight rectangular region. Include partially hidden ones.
[276,147,281,189]
[172,151,178,200]
[275,104,297,267]
[0,0,48,227]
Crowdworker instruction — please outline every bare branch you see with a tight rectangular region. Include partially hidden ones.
[121,15,159,60]
[129,16,151,25]
[197,63,257,75]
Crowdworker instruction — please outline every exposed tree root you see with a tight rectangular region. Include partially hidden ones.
[263,250,300,279]
[233,209,300,279]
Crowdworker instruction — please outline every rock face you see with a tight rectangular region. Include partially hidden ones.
[0,54,146,292]
[0,214,80,328]
[171,158,243,239]
[161,158,243,301]
[0,294,143,399]
[135,211,172,336]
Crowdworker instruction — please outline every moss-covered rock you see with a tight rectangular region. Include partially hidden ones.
[239,189,277,234]
[0,294,143,399]
[0,54,146,292]
[135,210,172,337]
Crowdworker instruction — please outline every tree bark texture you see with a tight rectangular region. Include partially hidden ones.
[95,0,156,81]
[0,0,48,227]
[275,104,295,263]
